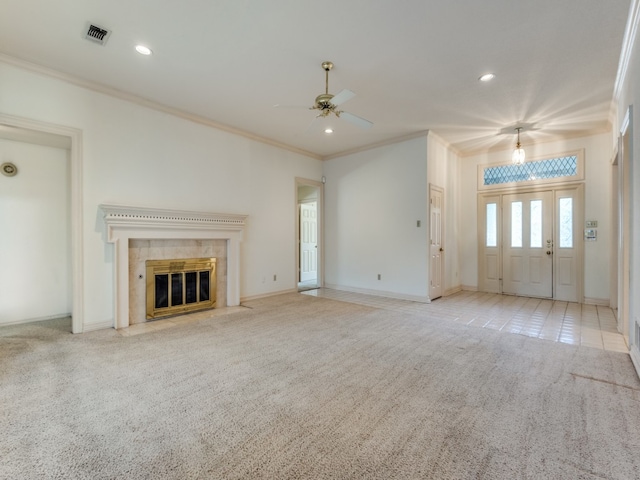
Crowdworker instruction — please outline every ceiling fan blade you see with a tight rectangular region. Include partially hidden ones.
[330,89,356,106]
[304,114,322,134]
[340,111,373,129]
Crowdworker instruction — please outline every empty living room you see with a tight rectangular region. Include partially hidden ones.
[2,1,640,478]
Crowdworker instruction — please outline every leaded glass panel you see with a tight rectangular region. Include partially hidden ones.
[484,155,578,186]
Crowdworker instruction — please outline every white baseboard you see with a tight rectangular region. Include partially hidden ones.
[583,297,610,306]
[0,312,71,328]
[461,285,478,292]
[630,347,640,379]
[323,283,430,303]
[241,288,298,302]
[444,286,463,297]
[82,320,115,332]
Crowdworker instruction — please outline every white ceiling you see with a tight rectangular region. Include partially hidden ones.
[0,0,631,158]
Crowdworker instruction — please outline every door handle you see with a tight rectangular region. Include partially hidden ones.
[440,247,444,252]
[546,250,552,255]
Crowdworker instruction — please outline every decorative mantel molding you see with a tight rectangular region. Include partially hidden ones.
[99,204,247,329]
[101,204,247,233]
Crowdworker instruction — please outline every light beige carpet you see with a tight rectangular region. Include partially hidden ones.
[2,293,640,479]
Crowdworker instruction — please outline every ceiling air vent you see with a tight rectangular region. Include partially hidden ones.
[85,24,111,46]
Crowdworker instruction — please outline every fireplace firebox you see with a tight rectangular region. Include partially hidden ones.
[146,258,217,319]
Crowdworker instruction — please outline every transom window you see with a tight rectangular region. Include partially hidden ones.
[478,151,583,190]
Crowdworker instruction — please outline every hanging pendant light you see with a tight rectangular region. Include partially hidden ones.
[512,127,526,165]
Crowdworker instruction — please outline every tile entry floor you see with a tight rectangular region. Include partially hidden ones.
[301,288,628,353]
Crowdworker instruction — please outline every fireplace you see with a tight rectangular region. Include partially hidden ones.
[100,204,247,329]
[146,257,217,319]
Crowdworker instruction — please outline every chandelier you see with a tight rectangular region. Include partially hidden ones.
[512,127,525,165]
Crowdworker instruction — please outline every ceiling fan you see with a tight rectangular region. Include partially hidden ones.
[277,61,373,131]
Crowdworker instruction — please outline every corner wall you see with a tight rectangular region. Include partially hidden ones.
[323,136,430,300]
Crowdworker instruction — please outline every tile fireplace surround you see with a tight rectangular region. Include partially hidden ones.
[100,204,247,329]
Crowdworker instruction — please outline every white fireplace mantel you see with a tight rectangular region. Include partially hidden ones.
[100,204,247,329]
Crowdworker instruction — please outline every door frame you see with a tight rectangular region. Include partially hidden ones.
[0,113,84,333]
[295,177,323,290]
[478,182,584,302]
[616,106,633,346]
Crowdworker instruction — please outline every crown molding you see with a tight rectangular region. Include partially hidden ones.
[613,0,640,102]
[322,131,429,160]
[0,53,322,160]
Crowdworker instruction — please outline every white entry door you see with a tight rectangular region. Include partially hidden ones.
[429,185,444,299]
[502,191,553,297]
[300,202,318,282]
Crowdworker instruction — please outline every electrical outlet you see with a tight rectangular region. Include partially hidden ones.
[377,274,381,280]
[273,274,277,281]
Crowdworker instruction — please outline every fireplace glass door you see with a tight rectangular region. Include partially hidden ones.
[146,258,216,319]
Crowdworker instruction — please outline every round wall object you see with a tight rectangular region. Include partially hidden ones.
[1,162,18,177]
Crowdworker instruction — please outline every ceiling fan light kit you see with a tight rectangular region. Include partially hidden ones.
[282,61,373,132]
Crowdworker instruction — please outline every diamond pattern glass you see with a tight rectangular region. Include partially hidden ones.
[484,156,578,186]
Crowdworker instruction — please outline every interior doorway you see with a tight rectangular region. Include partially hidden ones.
[296,178,323,291]
[0,114,83,333]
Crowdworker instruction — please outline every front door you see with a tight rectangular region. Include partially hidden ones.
[502,191,553,297]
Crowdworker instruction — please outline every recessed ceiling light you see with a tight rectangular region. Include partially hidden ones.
[135,45,152,55]
[324,128,334,134]
[479,73,495,82]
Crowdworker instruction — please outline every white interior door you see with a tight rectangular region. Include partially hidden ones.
[502,191,553,298]
[429,185,444,299]
[300,201,318,282]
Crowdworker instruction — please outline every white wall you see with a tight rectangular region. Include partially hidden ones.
[0,60,322,329]
[323,136,430,300]
[0,139,71,324]
[615,1,640,358]
[459,132,613,302]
